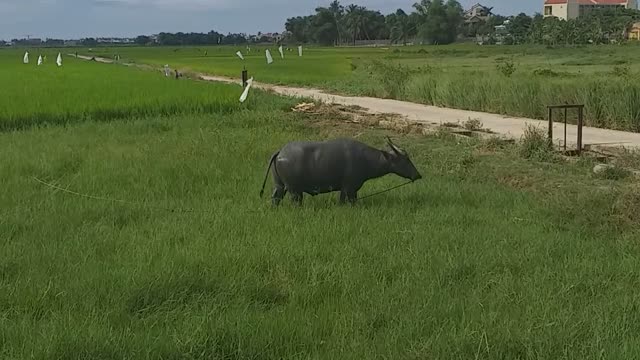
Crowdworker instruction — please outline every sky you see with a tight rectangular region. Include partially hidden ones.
[0,0,539,40]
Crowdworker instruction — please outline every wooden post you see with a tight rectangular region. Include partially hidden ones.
[242,69,248,88]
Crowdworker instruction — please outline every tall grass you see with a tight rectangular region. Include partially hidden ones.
[361,61,640,131]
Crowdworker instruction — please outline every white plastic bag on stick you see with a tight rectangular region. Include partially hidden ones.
[265,49,273,64]
[236,51,244,60]
[56,53,63,67]
[278,46,284,59]
[298,46,303,57]
[23,52,29,64]
[239,77,254,103]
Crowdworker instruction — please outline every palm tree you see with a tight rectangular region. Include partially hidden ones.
[328,0,345,45]
[389,9,412,45]
[345,5,366,45]
[412,0,432,19]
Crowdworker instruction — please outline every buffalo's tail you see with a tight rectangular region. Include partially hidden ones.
[260,151,279,198]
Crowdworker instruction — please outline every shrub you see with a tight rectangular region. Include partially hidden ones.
[518,124,555,161]
[496,58,516,77]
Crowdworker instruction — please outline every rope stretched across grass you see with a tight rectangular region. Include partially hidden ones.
[32,175,412,212]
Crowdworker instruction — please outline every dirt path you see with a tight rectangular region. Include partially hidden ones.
[72,54,640,149]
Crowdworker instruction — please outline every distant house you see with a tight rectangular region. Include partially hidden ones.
[629,22,640,39]
[544,0,638,21]
[475,19,510,45]
[464,3,494,23]
[249,32,282,43]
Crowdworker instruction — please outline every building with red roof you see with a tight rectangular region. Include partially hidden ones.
[543,0,638,20]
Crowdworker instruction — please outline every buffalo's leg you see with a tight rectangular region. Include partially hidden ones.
[271,186,287,206]
[290,192,304,206]
[339,191,347,205]
[347,191,358,206]
[271,172,287,207]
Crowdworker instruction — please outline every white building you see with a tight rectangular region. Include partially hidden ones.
[544,0,638,21]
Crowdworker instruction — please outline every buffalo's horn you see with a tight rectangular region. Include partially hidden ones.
[386,136,405,155]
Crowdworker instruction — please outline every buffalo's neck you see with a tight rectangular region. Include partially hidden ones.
[363,150,392,181]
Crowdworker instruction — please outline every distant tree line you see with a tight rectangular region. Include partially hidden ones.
[9,38,66,46]
[285,0,463,45]
[286,0,640,46]
[127,2,640,47]
[504,8,640,45]
[134,31,250,46]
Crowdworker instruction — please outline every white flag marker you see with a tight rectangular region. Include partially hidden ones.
[56,53,63,67]
[236,51,244,60]
[37,55,43,66]
[278,45,284,59]
[23,51,29,64]
[298,46,303,57]
[239,77,254,103]
[265,49,273,64]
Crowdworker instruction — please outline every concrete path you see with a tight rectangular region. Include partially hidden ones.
[72,54,640,149]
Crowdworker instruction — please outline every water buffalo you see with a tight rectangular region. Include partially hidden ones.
[259,137,422,206]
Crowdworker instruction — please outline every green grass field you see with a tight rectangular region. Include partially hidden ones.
[2,45,640,359]
[73,43,640,132]
[0,49,245,132]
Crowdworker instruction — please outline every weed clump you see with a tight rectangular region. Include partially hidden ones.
[496,58,516,77]
[463,118,483,131]
[533,68,558,77]
[594,164,632,180]
[478,136,513,152]
[367,60,411,98]
[518,124,555,161]
[611,65,631,77]
[613,184,640,226]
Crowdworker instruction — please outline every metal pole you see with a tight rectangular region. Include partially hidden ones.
[241,69,248,88]
[577,106,584,155]
[564,107,567,151]
[548,107,553,147]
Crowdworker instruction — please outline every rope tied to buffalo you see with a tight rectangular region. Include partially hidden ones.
[32,176,414,211]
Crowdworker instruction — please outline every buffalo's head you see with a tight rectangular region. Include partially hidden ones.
[384,137,422,182]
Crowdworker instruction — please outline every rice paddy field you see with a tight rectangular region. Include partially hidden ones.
[80,43,640,132]
[2,45,640,359]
